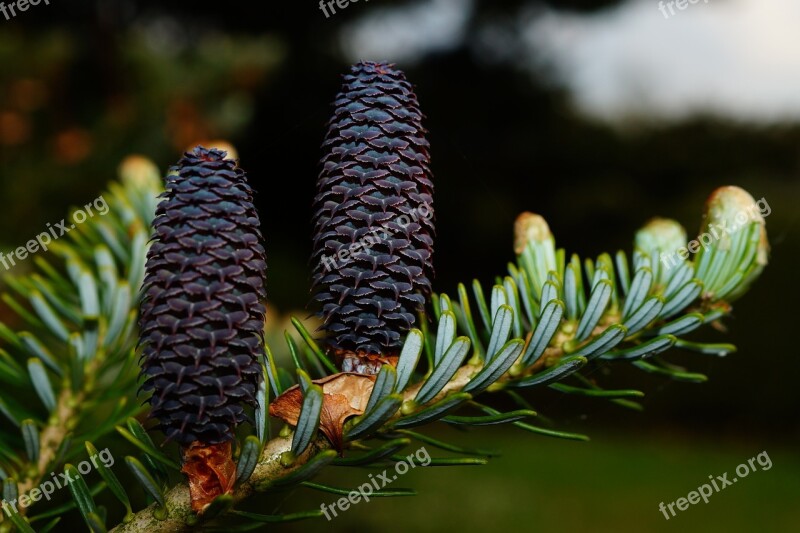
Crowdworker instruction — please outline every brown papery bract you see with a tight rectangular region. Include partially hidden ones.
[270,373,376,452]
[181,441,237,513]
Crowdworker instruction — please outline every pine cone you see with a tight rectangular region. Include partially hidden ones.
[312,61,435,374]
[139,146,267,446]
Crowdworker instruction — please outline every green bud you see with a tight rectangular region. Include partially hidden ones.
[514,212,553,255]
[695,186,770,301]
[635,217,687,256]
[118,155,160,191]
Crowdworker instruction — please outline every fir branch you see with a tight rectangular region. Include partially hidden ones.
[110,364,483,532]
[14,355,103,509]
[0,146,770,532]
[0,156,161,529]
[110,435,330,533]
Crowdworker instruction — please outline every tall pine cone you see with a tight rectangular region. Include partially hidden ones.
[312,61,435,374]
[138,146,267,446]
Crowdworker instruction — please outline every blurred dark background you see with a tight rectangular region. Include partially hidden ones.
[0,0,798,531]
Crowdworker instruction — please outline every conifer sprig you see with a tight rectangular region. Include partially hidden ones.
[0,75,771,532]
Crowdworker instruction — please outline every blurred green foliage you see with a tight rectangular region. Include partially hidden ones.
[0,28,284,250]
[281,430,799,532]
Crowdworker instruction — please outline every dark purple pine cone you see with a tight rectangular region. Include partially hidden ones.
[312,61,435,374]
[138,146,267,446]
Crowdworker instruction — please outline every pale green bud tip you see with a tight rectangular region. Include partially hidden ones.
[703,186,765,225]
[635,217,687,254]
[119,155,160,190]
[702,186,770,263]
[514,212,552,255]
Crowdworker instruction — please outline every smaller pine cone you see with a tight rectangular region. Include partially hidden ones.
[138,147,267,445]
